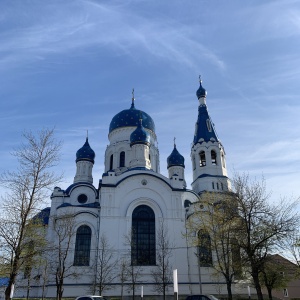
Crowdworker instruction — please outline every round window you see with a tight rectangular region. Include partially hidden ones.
[77,194,88,204]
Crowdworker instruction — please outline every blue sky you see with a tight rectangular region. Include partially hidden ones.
[0,0,300,204]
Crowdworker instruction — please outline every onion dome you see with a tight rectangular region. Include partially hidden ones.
[109,98,155,134]
[196,76,207,99]
[76,137,95,163]
[130,119,151,146]
[167,143,185,168]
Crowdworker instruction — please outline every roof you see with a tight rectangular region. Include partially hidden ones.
[76,138,95,164]
[193,104,219,144]
[130,119,150,146]
[32,207,51,225]
[0,278,9,287]
[109,102,155,134]
[167,145,185,168]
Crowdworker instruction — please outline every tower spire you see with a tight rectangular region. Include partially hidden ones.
[191,79,230,194]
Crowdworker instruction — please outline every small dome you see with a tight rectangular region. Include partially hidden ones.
[167,144,185,168]
[130,119,150,146]
[109,102,155,134]
[76,138,95,163]
[196,78,207,99]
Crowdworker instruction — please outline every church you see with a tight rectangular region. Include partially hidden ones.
[19,79,232,298]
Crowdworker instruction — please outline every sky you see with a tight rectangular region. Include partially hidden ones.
[0,0,300,205]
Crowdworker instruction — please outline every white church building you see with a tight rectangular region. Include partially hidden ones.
[19,79,233,298]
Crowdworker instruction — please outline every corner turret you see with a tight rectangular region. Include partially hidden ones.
[74,137,95,183]
[167,139,186,189]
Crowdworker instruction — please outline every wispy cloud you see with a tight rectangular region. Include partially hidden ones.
[0,1,225,72]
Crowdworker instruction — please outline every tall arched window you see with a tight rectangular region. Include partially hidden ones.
[132,205,156,266]
[198,229,212,267]
[110,154,114,170]
[199,151,206,167]
[211,150,217,165]
[74,225,91,266]
[119,151,125,167]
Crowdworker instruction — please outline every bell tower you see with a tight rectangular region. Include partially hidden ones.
[191,77,230,194]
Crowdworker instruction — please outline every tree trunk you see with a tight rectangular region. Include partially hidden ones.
[252,271,264,300]
[5,282,13,300]
[226,281,233,300]
[5,267,18,300]
[267,286,273,300]
[26,275,31,300]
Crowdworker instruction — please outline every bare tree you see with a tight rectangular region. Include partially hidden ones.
[0,128,62,300]
[151,220,173,300]
[285,233,300,268]
[93,234,117,295]
[119,258,128,300]
[231,173,299,300]
[49,213,77,300]
[187,192,240,300]
[123,233,143,300]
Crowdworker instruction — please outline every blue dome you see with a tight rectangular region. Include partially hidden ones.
[76,138,95,163]
[130,119,150,146]
[109,102,155,134]
[196,79,207,99]
[167,145,185,168]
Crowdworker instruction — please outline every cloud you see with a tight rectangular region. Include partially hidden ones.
[0,1,226,72]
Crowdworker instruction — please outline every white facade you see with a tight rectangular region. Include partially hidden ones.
[17,82,232,298]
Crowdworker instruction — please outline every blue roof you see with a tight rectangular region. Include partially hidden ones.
[193,104,219,144]
[130,119,150,146]
[109,102,155,134]
[32,207,50,225]
[167,145,185,168]
[0,278,9,286]
[65,182,96,195]
[76,138,95,163]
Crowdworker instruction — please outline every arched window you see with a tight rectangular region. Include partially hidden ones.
[74,225,91,266]
[199,151,206,167]
[110,154,114,170]
[119,151,125,167]
[184,200,192,208]
[132,205,156,266]
[211,150,217,165]
[198,230,212,267]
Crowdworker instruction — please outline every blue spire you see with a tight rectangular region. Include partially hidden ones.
[193,79,219,144]
[76,137,95,163]
[167,139,185,168]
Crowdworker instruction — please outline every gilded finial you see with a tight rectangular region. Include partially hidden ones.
[199,75,202,84]
[174,137,176,147]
